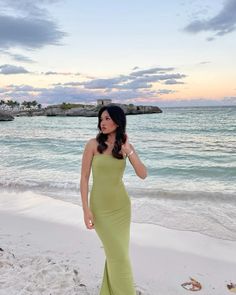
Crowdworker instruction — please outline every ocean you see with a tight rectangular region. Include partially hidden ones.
[0,106,235,241]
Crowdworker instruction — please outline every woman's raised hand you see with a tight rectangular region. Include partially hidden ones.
[121,134,132,155]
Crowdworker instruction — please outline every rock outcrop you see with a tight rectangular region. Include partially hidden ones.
[12,103,162,117]
[0,111,14,121]
[45,103,162,116]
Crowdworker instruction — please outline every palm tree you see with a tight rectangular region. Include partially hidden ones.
[12,100,20,110]
[31,100,38,108]
[6,100,14,109]
[21,100,31,109]
[0,100,6,110]
[15,101,20,108]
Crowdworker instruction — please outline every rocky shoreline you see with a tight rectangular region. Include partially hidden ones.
[0,111,15,121]
[0,103,162,120]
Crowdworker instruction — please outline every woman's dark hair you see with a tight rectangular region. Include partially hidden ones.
[96,105,127,159]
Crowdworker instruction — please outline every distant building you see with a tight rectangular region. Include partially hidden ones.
[97,99,112,106]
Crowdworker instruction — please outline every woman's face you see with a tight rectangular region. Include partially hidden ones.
[100,110,118,134]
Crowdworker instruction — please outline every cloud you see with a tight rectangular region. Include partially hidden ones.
[1,82,236,107]
[184,0,236,39]
[0,83,154,105]
[134,97,236,108]
[0,61,186,101]
[8,53,34,63]
[115,74,185,89]
[44,71,60,75]
[0,1,66,53]
[164,79,185,85]
[222,96,236,104]
[163,97,236,107]
[0,14,66,50]
[116,80,152,89]
[157,89,175,94]
[198,61,211,65]
[7,84,45,92]
[61,82,83,86]
[0,84,102,104]
[0,49,35,63]
[149,73,186,81]
[84,76,129,89]
[114,74,186,89]
[52,81,83,86]
[107,90,143,101]
[0,66,187,104]
[82,69,186,90]
[43,71,73,76]
[206,37,215,42]
[0,0,62,18]
[0,64,29,74]
[130,67,175,77]
[36,86,102,104]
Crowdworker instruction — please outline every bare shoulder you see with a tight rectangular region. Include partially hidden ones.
[85,138,98,154]
[86,138,97,147]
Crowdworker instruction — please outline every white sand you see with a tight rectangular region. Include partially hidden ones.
[0,190,236,295]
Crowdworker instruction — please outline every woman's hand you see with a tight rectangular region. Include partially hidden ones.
[121,134,132,155]
[121,133,148,179]
[83,208,95,230]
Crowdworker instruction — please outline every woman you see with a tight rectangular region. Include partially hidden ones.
[80,105,147,295]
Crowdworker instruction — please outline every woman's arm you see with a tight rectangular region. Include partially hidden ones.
[80,139,95,229]
[80,140,93,211]
[122,135,147,179]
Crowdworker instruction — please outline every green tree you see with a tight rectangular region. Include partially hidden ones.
[31,100,38,108]
[0,100,6,109]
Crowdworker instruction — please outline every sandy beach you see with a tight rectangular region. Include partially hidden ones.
[0,190,236,295]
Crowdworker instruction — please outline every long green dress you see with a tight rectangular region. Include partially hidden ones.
[89,154,136,295]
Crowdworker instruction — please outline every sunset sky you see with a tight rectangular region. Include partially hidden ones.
[0,0,235,107]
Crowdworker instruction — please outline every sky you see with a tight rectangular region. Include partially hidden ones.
[0,0,236,107]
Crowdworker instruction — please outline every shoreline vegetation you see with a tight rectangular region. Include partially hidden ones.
[0,99,162,121]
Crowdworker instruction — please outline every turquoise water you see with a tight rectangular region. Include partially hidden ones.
[0,106,236,240]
